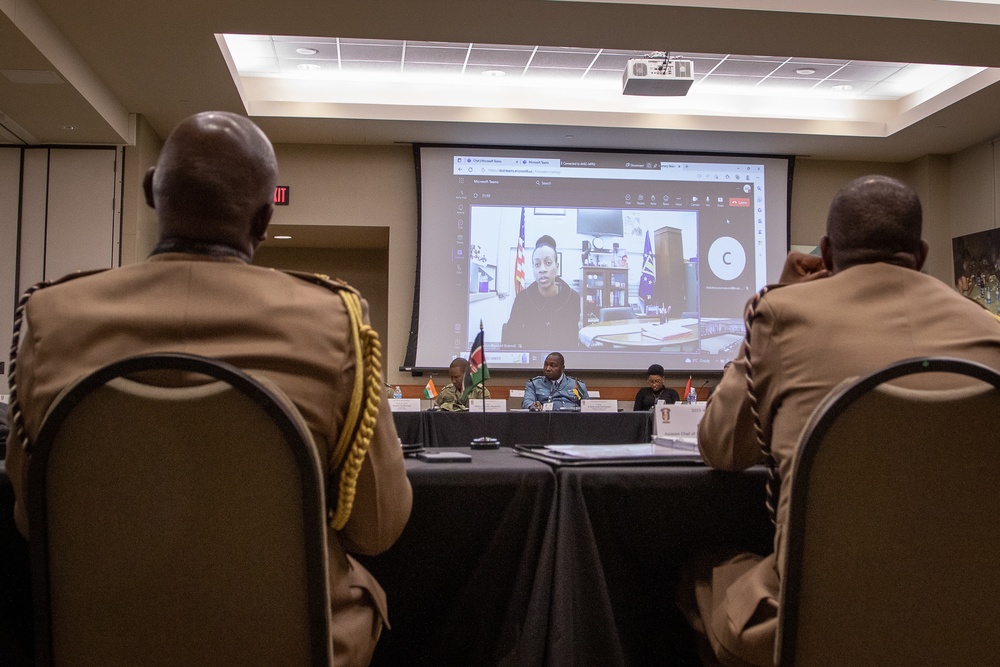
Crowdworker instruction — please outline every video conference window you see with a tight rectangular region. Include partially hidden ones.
[410,147,791,373]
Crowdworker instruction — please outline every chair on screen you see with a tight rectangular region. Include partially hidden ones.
[776,357,1000,667]
[598,306,636,322]
[27,353,332,667]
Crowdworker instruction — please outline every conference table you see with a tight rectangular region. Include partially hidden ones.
[360,447,774,667]
[392,410,654,449]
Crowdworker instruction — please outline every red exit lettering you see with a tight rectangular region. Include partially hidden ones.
[274,186,290,205]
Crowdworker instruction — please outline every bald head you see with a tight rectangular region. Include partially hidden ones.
[144,111,278,258]
[822,175,927,273]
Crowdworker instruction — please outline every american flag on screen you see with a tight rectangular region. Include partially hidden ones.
[513,208,526,294]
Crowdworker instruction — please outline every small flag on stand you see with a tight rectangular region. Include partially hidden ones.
[573,381,582,401]
[462,321,490,400]
[423,377,438,399]
[683,375,692,398]
[513,208,526,295]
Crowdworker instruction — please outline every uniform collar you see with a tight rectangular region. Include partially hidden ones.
[151,238,251,263]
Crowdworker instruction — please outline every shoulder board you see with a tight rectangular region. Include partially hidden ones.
[281,269,359,297]
[18,267,110,304]
[48,267,110,287]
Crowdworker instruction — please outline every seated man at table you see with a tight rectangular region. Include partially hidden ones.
[680,175,1000,667]
[434,357,490,411]
[523,351,589,410]
[633,363,679,411]
[5,111,412,667]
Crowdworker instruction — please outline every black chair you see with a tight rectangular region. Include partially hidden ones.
[777,357,1000,667]
[27,353,333,666]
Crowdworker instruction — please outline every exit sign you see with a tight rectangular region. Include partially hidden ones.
[274,185,290,205]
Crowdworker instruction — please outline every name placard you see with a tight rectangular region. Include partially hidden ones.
[653,402,705,441]
[581,398,618,413]
[388,398,422,412]
[466,398,508,413]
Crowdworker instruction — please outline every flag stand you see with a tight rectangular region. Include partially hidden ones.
[470,378,499,449]
[466,320,499,449]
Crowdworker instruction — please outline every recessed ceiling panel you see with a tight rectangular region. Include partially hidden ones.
[219,34,999,140]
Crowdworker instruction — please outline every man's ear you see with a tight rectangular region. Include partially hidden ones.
[250,202,274,244]
[915,240,929,271]
[820,236,834,272]
[143,167,156,209]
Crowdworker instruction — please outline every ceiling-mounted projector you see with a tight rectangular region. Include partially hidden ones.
[622,58,694,96]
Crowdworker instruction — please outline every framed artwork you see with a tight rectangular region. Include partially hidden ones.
[952,228,1000,310]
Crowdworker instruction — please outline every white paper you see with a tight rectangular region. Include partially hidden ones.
[640,321,693,340]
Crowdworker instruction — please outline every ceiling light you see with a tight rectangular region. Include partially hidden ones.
[795,68,817,75]
[60,125,75,130]
[273,235,292,240]
[831,84,854,91]
[482,69,506,77]
[296,47,319,55]
[296,63,321,71]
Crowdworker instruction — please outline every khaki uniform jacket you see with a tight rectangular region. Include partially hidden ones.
[698,263,1000,665]
[5,253,413,667]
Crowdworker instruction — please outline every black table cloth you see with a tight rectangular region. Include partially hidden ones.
[392,410,654,448]
[358,448,557,667]
[547,464,773,666]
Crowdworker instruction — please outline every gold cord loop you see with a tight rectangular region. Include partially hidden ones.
[327,289,382,531]
[8,280,52,456]
[743,285,780,526]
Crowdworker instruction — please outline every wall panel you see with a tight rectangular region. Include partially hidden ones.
[0,148,21,392]
[44,148,119,278]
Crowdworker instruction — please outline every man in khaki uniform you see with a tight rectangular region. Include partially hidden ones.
[684,175,1000,666]
[433,357,489,411]
[5,111,412,667]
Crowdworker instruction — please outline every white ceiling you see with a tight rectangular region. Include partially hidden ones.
[576,0,1000,25]
[220,34,994,144]
[5,0,1000,161]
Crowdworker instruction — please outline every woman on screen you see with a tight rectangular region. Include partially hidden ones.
[503,235,582,350]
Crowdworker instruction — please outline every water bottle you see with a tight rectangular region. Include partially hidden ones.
[393,386,402,399]
[686,387,697,404]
